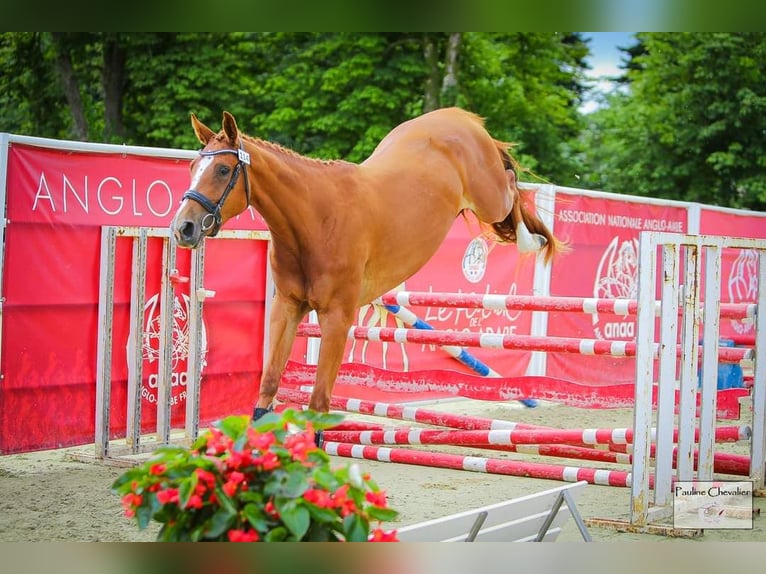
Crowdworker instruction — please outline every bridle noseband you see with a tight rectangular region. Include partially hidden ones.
[182,143,251,236]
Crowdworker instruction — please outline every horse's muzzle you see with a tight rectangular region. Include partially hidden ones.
[173,217,203,249]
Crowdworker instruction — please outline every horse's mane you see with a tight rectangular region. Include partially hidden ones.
[224,132,348,167]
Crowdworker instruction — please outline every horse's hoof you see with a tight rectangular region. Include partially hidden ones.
[515,221,547,253]
[253,406,273,421]
[314,430,324,449]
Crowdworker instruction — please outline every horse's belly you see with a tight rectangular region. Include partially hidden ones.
[358,218,456,305]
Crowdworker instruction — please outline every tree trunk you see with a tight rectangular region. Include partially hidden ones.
[102,34,127,141]
[50,32,88,141]
[423,34,441,113]
[440,33,461,107]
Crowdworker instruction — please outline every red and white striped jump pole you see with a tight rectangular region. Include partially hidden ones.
[323,429,750,476]
[325,441,641,488]
[296,323,752,363]
[285,391,751,473]
[608,443,750,477]
[282,389,750,445]
[377,290,756,320]
[321,425,750,448]
[277,388,543,431]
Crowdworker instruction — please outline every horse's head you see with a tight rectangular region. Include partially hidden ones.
[171,111,252,248]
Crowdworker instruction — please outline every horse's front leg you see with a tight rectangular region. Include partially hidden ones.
[255,291,308,418]
[310,305,357,413]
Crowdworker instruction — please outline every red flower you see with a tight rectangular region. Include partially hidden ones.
[156,487,180,505]
[365,491,388,508]
[368,528,399,542]
[254,451,280,471]
[284,431,315,462]
[264,499,280,519]
[332,484,358,517]
[303,488,334,509]
[225,449,253,470]
[227,471,245,485]
[227,528,260,542]
[205,428,232,455]
[247,428,276,451]
[194,468,217,487]
[149,463,166,476]
[222,481,239,497]
[121,493,142,517]
[185,494,204,510]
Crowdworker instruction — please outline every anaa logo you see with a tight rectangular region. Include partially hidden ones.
[728,249,758,335]
[592,237,638,340]
[128,292,208,405]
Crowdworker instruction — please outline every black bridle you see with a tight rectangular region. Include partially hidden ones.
[182,143,251,236]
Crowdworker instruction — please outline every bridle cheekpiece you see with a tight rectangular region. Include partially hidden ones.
[182,142,251,236]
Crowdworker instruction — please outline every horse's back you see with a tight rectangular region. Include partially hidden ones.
[363,107,510,224]
[365,107,494,165]
[352,108,512,303]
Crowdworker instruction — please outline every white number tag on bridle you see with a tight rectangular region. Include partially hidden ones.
[238,149,251,165]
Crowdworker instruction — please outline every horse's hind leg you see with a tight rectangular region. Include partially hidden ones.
[255,291,308,418]
[488,170,551,258]
[508,179,547,253]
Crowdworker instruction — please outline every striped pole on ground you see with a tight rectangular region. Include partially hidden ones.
[325,441,641,488]
[321,425,750,447]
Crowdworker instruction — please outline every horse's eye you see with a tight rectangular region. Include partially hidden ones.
[217,164,231,177]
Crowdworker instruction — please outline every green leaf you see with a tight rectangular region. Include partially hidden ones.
[135,503,154,531]
[215,415,249,439]
[305,504,339,524]
[305,523,337,542]
[178,474,197,508]
[279,467,309,498]
[367,507,399,522]
[276,500,311,540]
[214,485,237,516]
[242,503,270,531]
[204,507,237,540]
[342,513,369,542]
[264,526,288,542]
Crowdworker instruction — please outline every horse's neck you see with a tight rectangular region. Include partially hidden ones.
[244,139,349,240]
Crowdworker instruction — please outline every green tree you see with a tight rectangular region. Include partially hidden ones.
[581,33,766,210]
[123,32,265,149]
[0,32,71,139]
[245,33,427,162]
[0,32,590,187]
[458,33,590,186]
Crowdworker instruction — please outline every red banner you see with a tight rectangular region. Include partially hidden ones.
[700,208,766,344]
[548,192,688,385]
[0,144,268,453]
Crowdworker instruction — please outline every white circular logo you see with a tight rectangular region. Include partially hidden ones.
[126,292,208,405]
[462,237,489,283]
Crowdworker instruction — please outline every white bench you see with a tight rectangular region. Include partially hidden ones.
[396,481,592,542]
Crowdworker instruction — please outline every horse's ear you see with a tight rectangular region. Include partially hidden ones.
[191,113,215,145]
[221,111,239,146]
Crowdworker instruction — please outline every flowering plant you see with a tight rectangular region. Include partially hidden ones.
[112,409,399,542]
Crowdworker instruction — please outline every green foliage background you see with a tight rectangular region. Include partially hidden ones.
[1,32,763,210]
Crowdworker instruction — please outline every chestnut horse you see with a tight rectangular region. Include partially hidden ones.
[171,107,562,425]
